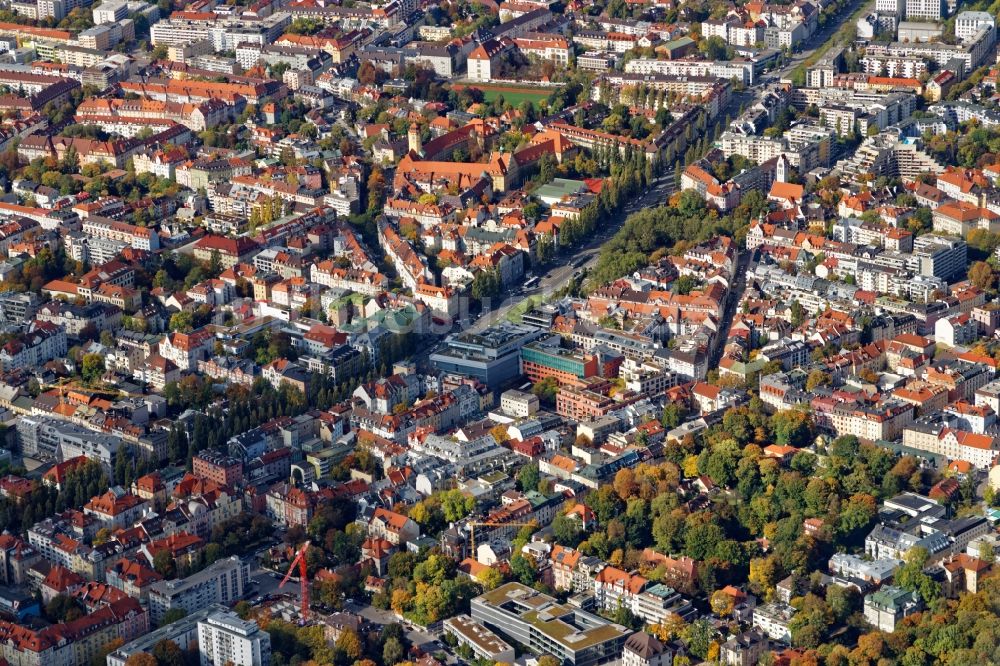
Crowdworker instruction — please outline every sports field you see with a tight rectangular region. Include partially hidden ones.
[452,83,551,106]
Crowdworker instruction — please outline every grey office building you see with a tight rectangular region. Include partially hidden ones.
[430,323,545,390]
[470,583,629,666]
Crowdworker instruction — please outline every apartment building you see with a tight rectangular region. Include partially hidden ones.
[936,313,979,347]
[198,611,271,666]
[556,384,618,422]
[908,235,967,281]
[35,301,122,338]
[624,58,754,85]
[148,556,249,626]
[107,604,226,666]
[902,425,1000,468]
[0,291,39,326]
[310,261,388,296]
[752,602,796,643]
[955,10,994,41]
[0,597,146,666]
[828,553,901,584]
[593,566,695,625]
[905,0,944,19]
[17,415,126,467]
[368,507,419,546]
[192,451,244,487]
[158,328,214,372]
[865,25,994,73]
[0,320,66,371]
[0,534,40,586]
[82,489,149,530]
[500,389,540,418]
[720,630,769,666]
[819,399,915,441]
[378,221,433,291]
[622,633,673,666]
[864,586,921,632]
[105,558,163,605]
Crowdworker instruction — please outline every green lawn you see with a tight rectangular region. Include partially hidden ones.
[480,88,550,106]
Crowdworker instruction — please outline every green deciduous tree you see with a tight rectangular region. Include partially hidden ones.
[771,410,814,448]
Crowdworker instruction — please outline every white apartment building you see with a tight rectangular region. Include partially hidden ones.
[158,329,214,372]
[38,0,88,21]
[82,217,160,251]
[863,586,921,632]
[414,283,459,319]
[624,58,754,85]
[17,414,126,466]
[500,389,539,418]
[623,633,672,666]
[861,55,927,79]
[905,0,943,19]
[0,320,67,371]
[935,313,979,347]
[823,400,915,441]
[752,602,796,643]
[875,0,903,13]
[198,611,271,666]
[720,131,787,164]
[593,566,694,625]
[955,10,995,41]
[621,358,679,395]
[133,150,187,180]
[150,19,212,46]
[902,426,1000,468]
[108,605,227,666]
[975,379,1000,413]
[310,261,387,296]
[93,0,127,23]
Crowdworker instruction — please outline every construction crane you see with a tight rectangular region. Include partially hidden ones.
[466,521,537,557]
[280,541,311,622]
[42,377,77,397]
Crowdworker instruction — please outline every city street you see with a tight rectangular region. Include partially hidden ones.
[708,249,753,370]
[776,0,875,79]
[463,81,754,335]
[468,174,677,333]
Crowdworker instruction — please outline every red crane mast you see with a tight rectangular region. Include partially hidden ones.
[279,541,310,621]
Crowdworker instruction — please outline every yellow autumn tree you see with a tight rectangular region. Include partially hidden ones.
[490,424,510,444]
[682,455,700,478]
[390,589,412,615]
[477,567,503,590]
[613,468,637,500]
[748,556,781,601]
[710,589,735,617]
[649,614,686,641]
[335,629,363,660]
[407,501,433,527]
